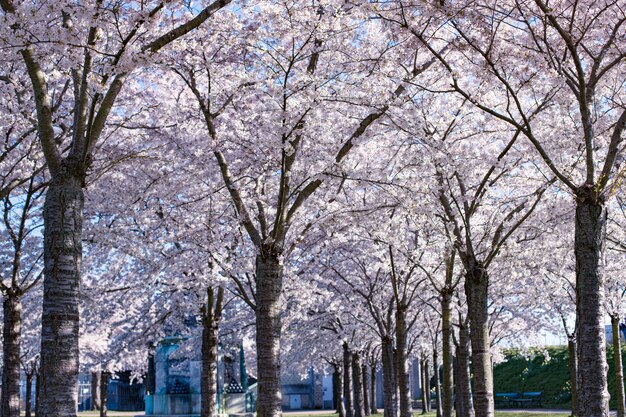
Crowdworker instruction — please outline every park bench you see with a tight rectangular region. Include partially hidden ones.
[494,392,519,407]
[515,391,543,408]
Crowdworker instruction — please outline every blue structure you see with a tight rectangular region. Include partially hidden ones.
[145,337,202,415]
[144,337,257,416]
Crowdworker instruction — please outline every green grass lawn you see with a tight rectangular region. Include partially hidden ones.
[22,413,144,417]
[77,412,143,417]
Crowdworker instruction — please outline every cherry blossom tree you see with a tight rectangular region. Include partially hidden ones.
[0,2,235,415]
[165,1,443,415]
[0,73,46,417]
[371,1,625,415]
[2,3,623,417]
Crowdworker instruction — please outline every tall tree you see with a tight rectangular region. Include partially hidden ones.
[374,2,625,414]
[0,2,233,415]
[169,2,439,415]
[0,76,46,417]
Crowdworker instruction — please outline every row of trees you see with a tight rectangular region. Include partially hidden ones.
[0,1,624,417]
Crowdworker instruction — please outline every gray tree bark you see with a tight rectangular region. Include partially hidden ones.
[568,337,578,417]
[433,351,442,417]
[202,286,224,417]
[362,363,370,416]
[420,359,428,415]
[255,252,283,417]
[334,363,347,417]
[344,343,354,417]
[465,265,494,417]
[453,356,461,416]
[353,353,366,417]
[574,198,610,417]
[100,371,109,417]
[441,290,454,417]
[25,370,33,417]
[456,322,474,417]
[392,349,399,408]
[611,315,625,417]
[39,178,83,417]
[381,337,397,417]
[395,307,412,417]
[422,359,432,413]
[1,293,22,417]
[91,372,101,411]
[370,361,378,414]
[35,371,41,417]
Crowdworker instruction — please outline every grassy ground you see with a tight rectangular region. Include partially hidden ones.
[77,413,142,417]
[21,413,141,417]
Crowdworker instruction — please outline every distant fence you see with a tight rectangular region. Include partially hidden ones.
[109,380,145,410]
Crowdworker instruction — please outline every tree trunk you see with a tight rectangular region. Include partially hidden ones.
[35,371,41,417]
[334,363,347,417]
[465,265,494,417]
[40,178,83,417]
[363,364,370,416]
[433,351,442,417]
[612,316,625,417]
[392,349,399,409]
[202,286,223,417]
[574,197,609,417]
[422,359,432,413]
[453,356,461,416]
[395,307,412,417]
[1,293,22,417]
[420,359,426,414]
[100,371,109,417]
[456,323,474,417]
[381,337,397,417]
[370,361,378,414]
[568,337,578,417]
[147,354,156,395]
[25,372,33,417]
[353,353,366,417]
[255,252,283,417]
[344,343,354,417]
[91,372,101,411]
[441,291,454,417]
